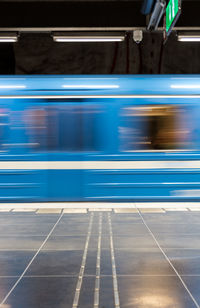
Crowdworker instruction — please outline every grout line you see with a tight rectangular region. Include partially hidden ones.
[0,249,39,251]
[136,208,200,308]
[2,274,200,278]
[108,212,120,308]
[94,213,102,308]
[72,212,94,308]
[1,247,200,252]
[0,210,64,307]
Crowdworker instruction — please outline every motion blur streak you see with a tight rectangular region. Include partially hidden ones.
[0,75,199,202]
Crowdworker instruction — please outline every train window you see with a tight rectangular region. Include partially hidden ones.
[55,105,82,151]
[24,108,47,150]
[25,104,98,152]
[120,105,192,151]
[0,108,9,151]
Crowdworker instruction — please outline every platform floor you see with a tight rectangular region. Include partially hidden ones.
[0,206,200,307]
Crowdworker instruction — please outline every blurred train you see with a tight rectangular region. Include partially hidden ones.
[0,75,200,202]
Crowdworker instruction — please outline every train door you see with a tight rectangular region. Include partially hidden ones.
[0,99,48,202]
[0,99,15,201]
[83,99,119,200]
[15,98,102,202]
[18,99,48,201]
[44,99,83,201]
[119,101,196,200]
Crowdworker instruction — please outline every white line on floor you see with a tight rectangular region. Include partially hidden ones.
[72,212,94,308]
[137,209,200,308]
[108,212,120,308]
[0,211,64,307]
[94,213,102,308]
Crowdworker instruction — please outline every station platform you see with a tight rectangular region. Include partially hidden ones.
[0,203,200,307]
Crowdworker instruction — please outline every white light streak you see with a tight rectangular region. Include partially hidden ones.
[171,84,200,89]
[0,85,26,89]
[62,84,119,89]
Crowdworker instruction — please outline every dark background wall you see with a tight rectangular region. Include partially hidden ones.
[0,32,199,75]
[0,0,199,75]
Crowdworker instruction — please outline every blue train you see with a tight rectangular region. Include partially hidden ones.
[0,75,200,202]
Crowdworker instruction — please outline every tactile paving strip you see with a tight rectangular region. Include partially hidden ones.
[139,208,165,213]
[1,203,200,214]
[114,208,138,213]
[12,209,36,212]
[88,208,112,212]
[63,209,87,213]
[0,208,12,212]
[164,208,188,211]
[188,207,200,211]
[36,209,62,214]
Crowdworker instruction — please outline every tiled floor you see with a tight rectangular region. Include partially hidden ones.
[0,208,200,307]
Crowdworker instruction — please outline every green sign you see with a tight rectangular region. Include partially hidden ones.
[166,0,181,34]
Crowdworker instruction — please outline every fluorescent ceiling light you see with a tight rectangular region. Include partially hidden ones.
[178,33,200,42]
[0,34,18,43]
[53,33,125,43]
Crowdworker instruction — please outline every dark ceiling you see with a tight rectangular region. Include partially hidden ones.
[0,0,199,76]
[0,0,199,30]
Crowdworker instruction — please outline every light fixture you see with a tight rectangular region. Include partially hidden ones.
[133,30,143,44]
[0,33,18,43]
[52,32,125,43]
[178,32,200,42]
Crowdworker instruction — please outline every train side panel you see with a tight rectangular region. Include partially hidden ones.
[0,75,199,201]
[84,98,200,201]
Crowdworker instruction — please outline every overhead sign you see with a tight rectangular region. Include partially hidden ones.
[165,0,181,36]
